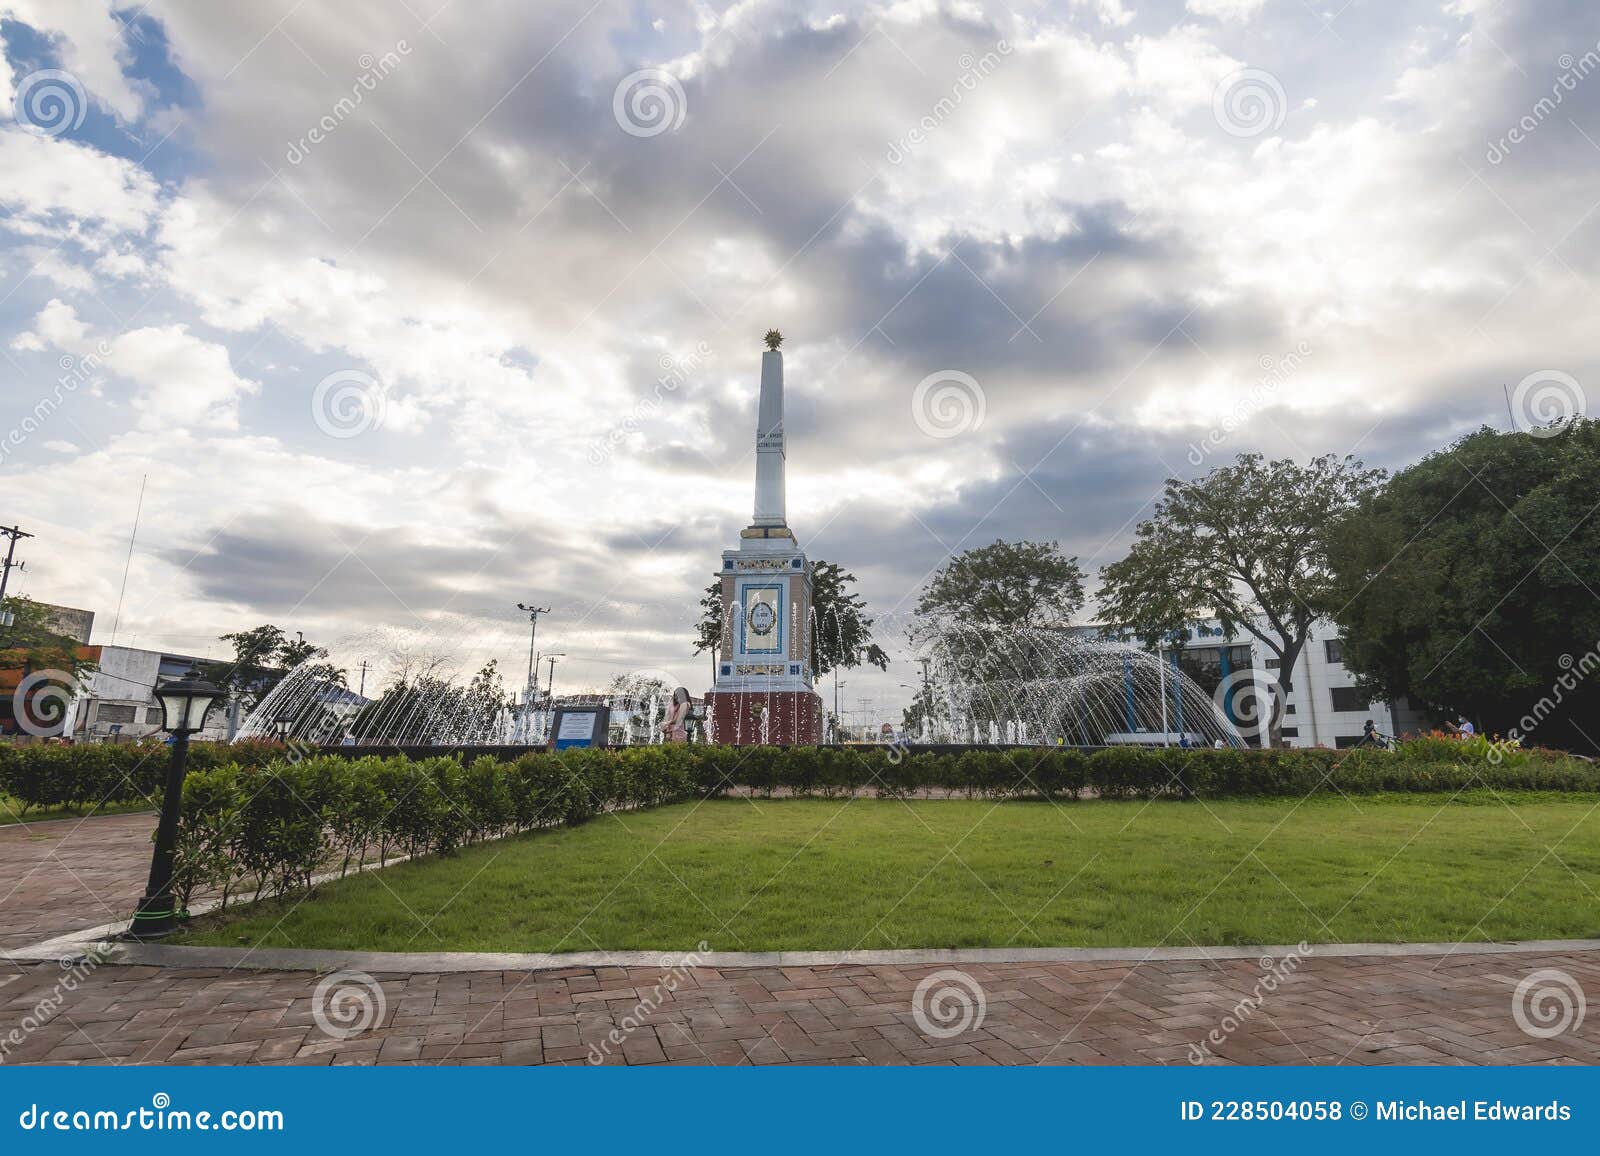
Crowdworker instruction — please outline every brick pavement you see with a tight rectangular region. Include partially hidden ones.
[0,812,157,950]
[3,812,1597,1066]
[2,950,1596,1065]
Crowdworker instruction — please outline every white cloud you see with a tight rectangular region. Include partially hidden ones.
[105,324,260,430]
[1185,0,1269,22]
[0,0,1596,703]
[1,0,144,121]
[11,297,88,350]
[0,130,161,238]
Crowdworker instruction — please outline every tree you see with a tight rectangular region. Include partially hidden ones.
[1098,453,1384,747]
[0,595,94,674]
[205,623,340,717]
[693,559,889,677]
[463,659,509,738]
[809,560,889,676]
[608,672,670,742]
[693,582,723,670]
[1328,423,1600,751]
[915,539,1085,629]
[900,682,945,740]
[0,596,98,736]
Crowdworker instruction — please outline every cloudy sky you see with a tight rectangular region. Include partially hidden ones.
[1,0,1595,718]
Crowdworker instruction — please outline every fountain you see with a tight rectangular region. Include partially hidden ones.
[906,617,1244,748]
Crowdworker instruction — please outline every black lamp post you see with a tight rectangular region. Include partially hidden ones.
[128,670,222,939]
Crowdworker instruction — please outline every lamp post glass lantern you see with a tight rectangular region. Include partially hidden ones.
[130,671,222,939]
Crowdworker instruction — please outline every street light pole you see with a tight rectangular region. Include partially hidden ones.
[129,671,221,939]
[516,603,550,700]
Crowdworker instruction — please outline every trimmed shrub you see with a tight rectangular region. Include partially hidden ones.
[6,735,1588,920]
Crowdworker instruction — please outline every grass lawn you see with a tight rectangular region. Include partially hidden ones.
[179,794,1600,953]
[0,794,153,827]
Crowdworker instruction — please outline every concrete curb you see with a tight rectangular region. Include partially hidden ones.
[10,935,1600,974]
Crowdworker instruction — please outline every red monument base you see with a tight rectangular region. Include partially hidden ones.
[705,689,822,745]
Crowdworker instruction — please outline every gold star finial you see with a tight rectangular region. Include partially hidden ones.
[764,329,783,351]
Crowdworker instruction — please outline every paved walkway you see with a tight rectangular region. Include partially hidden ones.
[0,812,156,950]
[3,950,1597,1065]
[2,812,1597,1066]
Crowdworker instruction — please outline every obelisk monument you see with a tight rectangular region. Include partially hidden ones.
[703,330,823,744]
[752,338,788,533]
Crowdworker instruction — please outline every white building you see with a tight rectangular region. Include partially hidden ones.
[1173,618,1428,748]
[65,645,232,742]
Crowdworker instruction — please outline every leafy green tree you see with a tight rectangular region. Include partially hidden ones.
[464,659,509,738]
[1,595,95,675]
[219,625,287,669]
[693,582,723,664]
[809,560,889,676]
[608,672,670,741]
[1098,454,1384,746]
[915,539,1085,629]
[1329,423,1600,751]
[204,624,341,717]
[0,597,98,736]
[900,682,945,740]
[693,559,888,676]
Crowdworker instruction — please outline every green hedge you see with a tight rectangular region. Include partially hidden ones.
[0,740,286,814]
[171,747,702,912]
[4,737,1594,820]
[8,737,1597,914]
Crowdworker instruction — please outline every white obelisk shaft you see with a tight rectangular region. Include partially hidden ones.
[753,349,786,527]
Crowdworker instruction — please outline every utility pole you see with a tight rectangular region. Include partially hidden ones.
[516,603,550,699]
[0,525,33,631]
[357,660,372,698]
[543,654,565,740]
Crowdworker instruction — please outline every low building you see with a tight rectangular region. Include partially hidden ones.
[1123,618,1428,748]
[64,645,232,742]
[35,602,95,644]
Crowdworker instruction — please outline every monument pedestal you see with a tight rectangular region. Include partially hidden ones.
[705,688,821,746]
